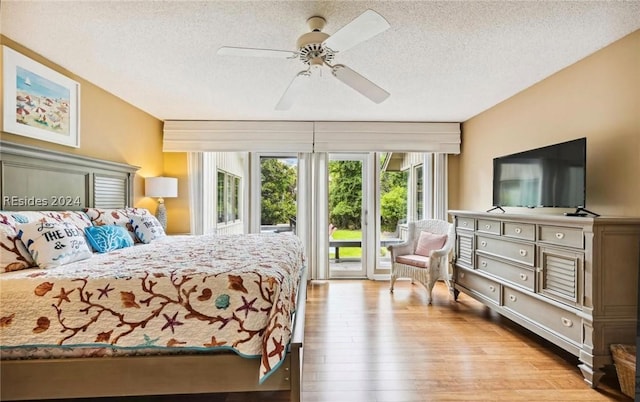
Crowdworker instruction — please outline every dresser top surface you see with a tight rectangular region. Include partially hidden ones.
[448,210,640,226]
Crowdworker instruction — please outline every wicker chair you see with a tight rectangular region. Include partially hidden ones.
[388,219,455,304]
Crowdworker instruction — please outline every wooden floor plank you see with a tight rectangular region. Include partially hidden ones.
[44,279,629,401]
[297,280,628,402]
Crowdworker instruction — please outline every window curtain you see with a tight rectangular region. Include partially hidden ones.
[187,152,204,235]
[187,152,217,235]
[311,152,329,280]
[433,153,448,220]
[296,152,313,278]
[201,153,217,234]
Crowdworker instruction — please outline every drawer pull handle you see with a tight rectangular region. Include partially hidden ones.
[488,285,495,292]
[519,273,527,281]
[519,249,527,256]
[485,224,491,229]
[480,241,487,247]
[509,295,517,302]
[481,261,487,267]
[561,317,573,327]
[514,227,522,234]
[459,272,465,278]
[462,222,468,226]
[555,232,565,240]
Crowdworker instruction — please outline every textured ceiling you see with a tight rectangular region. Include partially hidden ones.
[2,1,639,122]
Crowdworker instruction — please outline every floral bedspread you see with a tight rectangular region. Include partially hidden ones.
[0,233,305,382]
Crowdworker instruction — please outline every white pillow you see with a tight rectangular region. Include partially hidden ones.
[130,214,166,244]
[17,221,92,268]
[415,231,447,257]
[0,213,35,272]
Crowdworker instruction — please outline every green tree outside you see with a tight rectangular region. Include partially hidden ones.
[381,184,407,232]
[260,158,296,225]
[380,170,408,232]
[329,160,362,229]
[261,156,408,232]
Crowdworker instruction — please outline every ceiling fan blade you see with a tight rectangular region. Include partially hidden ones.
[322,9,390,53]
[331,64,389,104]
[275,71,311,110]
[217,46,298,59]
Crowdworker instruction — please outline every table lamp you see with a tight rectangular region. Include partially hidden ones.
[145,177,178,230]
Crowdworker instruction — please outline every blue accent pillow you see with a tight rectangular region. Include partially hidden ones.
[85,225,134,253]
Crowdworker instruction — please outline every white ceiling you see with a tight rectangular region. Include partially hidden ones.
[2,1,639,123]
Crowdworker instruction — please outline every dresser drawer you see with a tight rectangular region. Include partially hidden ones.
[476,235,535,267]
[503,287,581,344]
[503,222,535,241]
[456,217,475,231]
[477,255,535,292]
[477,219,500,235]
[539,225,583,249]
[456,269,500,304]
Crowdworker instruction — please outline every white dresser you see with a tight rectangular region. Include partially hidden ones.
[449,210,640,388]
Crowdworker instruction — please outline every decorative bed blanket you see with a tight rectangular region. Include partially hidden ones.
[0,233,305,382]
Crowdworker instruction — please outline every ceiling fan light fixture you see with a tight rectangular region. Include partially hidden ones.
[306,16,326,32]
[217,9,391,109]
[296,31,330,49]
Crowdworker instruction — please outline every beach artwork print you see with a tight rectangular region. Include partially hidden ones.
[3,46,80,148]
[15,66,71,136]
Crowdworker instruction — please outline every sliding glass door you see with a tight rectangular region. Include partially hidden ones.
[246,151,442,281]
[328,153,368,278]
[257,154,298,234]
[377,153,409,271]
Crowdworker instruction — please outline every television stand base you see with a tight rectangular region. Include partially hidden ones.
[564,207,600,217]
[486,206,505,213]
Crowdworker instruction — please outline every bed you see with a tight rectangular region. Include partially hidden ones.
[0,141,306,401]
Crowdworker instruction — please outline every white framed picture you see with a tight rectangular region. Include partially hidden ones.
[2,46,80,148]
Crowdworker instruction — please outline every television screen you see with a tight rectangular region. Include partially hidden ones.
[492,138,586,208]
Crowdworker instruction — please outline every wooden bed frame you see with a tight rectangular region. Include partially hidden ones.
[0,141,306,401]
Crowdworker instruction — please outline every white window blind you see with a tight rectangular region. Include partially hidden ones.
[164,121,460,154]
[163,121,314,152]
[313,122,460,153]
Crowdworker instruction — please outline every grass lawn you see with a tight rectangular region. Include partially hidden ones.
[332,229,361,240]
[329,229,389,258]
[330,229,361,258]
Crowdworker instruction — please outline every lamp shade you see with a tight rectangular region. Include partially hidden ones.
[145,177,178,198]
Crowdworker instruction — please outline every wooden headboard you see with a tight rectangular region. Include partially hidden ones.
[0,141,139,211]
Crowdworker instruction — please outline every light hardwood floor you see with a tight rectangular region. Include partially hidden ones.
[229,279,628,401]
[296,279,628,402]
[47,280,630,401]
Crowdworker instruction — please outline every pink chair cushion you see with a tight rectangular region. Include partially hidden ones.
[396,254,430,268]
[415,231,447,257]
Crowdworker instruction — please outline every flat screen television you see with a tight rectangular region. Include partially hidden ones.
[492,138,589,213]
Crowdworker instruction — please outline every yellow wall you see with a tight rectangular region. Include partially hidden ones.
[163,152,190,234]
[1,36,164,214]
[451,29,640,217]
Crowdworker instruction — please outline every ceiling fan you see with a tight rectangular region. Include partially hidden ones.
[217,9,391,110]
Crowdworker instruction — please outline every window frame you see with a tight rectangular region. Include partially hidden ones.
[414,164,424,221]
[217,169,241,225]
